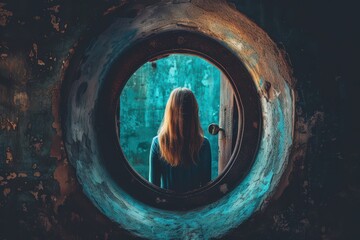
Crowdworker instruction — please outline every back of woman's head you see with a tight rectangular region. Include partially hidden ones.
[158,87,204,166]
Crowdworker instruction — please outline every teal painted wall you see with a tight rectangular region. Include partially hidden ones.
[119,54,220,180]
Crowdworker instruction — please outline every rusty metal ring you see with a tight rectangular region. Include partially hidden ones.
[96,30,261,210]
[61,1,294,239]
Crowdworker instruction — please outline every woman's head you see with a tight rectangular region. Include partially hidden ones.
[158,87,204,166]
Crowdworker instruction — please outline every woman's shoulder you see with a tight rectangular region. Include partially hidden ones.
[200,136,211,151]
[150,136,160,153]
[152,136,159,144]
[202,136,210,145]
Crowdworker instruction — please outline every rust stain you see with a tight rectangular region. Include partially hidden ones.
[0,118,18,131]
[48,5,60,13]
[51,55,78,211]
[53,159,77,211]
[50,134,62,160]
[3,188,10,197]
[104,5,121,16]
[53,162,67,186]
[31,137,44,154]
[13,91,30,111]
[48,5,66,33]
[272,110,324,200]
[50,14,60,32]
[29,43,38,59]
[61,58,69,70]
[33,141,43,152]
[5,146,13,164]
[6,172,17,180]
[37,59,45,65]
[7,119,17,130]
[18,172,27,177]
[30,183,43,201]
[58,42,79,79]
[0,54,28,85]
[0,3,13,27]
[103,2,127,16]
[50,88,62,160]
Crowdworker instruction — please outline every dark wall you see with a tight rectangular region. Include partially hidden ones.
[0,0,358,239]
[226,0,360,239]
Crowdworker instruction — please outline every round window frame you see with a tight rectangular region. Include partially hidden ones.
[95,30,262,210]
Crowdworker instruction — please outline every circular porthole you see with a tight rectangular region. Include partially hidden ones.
[61,1,294,239]
[95,30,261,210]
[117,53,238,186]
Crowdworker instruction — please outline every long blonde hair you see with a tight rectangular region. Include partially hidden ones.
[158,87,204,166]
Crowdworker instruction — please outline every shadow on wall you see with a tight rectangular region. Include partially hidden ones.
[119,54,221,180]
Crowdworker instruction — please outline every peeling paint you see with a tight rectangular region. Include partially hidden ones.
[0,118,18,131]
[5,146,13,164]
[18,172,27,177]
[37,59,45,66]
[29,43,38,59]
[3,188,10,197]
[53,159,76,211]
[13,91,30,111]
[0,3,13,27]
[0,54,29,86]
[6,172,17,180]
[50,88,62,160]
[50,14,60,32]
[30,137,44,154]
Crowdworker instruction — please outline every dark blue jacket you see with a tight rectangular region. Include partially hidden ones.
[149,136,211,192]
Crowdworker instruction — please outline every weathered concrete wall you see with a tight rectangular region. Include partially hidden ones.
[120,54,220,179]
[0,0,358,239]
[59,0,294,238]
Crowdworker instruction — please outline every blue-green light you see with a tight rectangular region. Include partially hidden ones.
[120,54,221,180]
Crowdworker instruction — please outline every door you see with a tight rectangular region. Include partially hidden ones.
[218,73,239,173]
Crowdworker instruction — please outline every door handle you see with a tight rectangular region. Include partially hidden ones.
[208,123,225,135]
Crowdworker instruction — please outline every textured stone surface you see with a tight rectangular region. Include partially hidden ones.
[62,1,294,239]
[0,0,358,239]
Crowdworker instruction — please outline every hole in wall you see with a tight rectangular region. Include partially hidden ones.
[117,53,240,192]
[61,1,294,237]
[62,26,264,216]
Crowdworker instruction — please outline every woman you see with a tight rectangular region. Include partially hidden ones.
[149,87,211,192]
